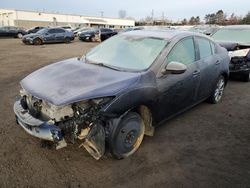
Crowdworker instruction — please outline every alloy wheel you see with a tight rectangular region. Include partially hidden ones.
[214,78,225,103]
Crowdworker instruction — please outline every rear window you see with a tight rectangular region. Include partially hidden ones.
[212,29,250,43]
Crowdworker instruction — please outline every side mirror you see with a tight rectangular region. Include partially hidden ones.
[162,61,187,75]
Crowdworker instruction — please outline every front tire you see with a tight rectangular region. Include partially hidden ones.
[33,38,42,45]
[90,36,95,42]
[109,112,145,159]
[17,33,23,39]
[208,75,225,104]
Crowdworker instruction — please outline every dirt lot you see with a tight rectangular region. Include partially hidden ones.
[0,39,250,188]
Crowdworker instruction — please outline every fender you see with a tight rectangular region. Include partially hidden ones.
[101,71,158,120]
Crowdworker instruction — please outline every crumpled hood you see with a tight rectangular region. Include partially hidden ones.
[21,58,140,106]
[218,41,250,51]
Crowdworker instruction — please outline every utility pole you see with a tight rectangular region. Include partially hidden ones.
[151,9,154,20]
[100,11,104,17]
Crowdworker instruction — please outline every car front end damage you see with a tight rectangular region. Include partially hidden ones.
[14,89,113,160]
[22,37,34,44]
[228,48,250,81]
[229,48,250,73]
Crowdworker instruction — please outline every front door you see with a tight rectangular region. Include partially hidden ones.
[44,29,56,43]
[155,37,201,123]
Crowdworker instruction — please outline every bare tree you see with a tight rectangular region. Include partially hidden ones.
[118,10,127,19]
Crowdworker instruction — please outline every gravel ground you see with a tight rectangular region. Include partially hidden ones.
[0,38,249,188]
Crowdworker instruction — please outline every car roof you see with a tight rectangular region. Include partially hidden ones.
[121,29,201,40]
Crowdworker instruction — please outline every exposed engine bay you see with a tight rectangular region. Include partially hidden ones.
[18,89,112,159]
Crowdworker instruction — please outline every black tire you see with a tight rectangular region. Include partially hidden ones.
[208,75,225,104]
[64,37,71,43]
[109,112,145,160]
[33,38,42,45]
[241,71,250,82]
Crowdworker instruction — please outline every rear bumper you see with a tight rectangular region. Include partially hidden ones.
[14,99,62,142]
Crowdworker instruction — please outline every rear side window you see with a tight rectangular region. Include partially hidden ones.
[197,37,212,59]
[48,29,55,34]
[167,38,195,65]
[56,29,65,33]
[48,29,65,33]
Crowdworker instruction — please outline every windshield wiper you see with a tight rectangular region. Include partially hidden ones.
[91,62,123,71]
[85,57,122,71]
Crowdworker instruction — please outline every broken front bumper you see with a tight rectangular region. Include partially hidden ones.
[13,98,105,159]
[14,99,63,142]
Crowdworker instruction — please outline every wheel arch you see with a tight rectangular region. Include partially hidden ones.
[34,37,44,43]
[102,87,157,136]
[130,105,155,136]
[221,71,229,85]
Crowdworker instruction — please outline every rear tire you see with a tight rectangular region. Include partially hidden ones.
[241,71,250,82]
[109,112,145,160]
[208,75,225,104]
[33,38,42,45]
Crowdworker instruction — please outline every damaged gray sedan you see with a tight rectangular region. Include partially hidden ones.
[14,30,229,160]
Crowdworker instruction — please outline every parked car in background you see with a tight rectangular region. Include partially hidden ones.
[211,25,250,81]
[14,30,229,160]
[72,27,80,32]
[59,26,72,31]
[189,25,220,36]
[79,28,117,42]
[0,26,27,38]
[22,27,74,45]
[121,27,143,33]
[27,26,46,34]
[74,27,91,37]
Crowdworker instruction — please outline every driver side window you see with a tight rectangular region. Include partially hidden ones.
[166,38,195,65]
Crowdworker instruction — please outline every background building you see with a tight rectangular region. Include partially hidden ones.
[0,9,135,29]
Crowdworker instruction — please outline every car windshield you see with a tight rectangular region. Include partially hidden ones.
[211,29,250,43]
[85,34,168,71]
[37,28,48,34]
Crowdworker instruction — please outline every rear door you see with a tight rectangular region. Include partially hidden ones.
[54,28,66,42]
[155,37,201,122]
[195,37,220,100]
[0,27,8,37]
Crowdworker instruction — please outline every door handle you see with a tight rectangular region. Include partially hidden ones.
[215,60,220,65]
[192,70,200,76]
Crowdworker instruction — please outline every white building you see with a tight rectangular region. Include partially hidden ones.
[0,9,135,29]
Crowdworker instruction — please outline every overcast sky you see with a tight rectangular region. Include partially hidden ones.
[0,0,249,21]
